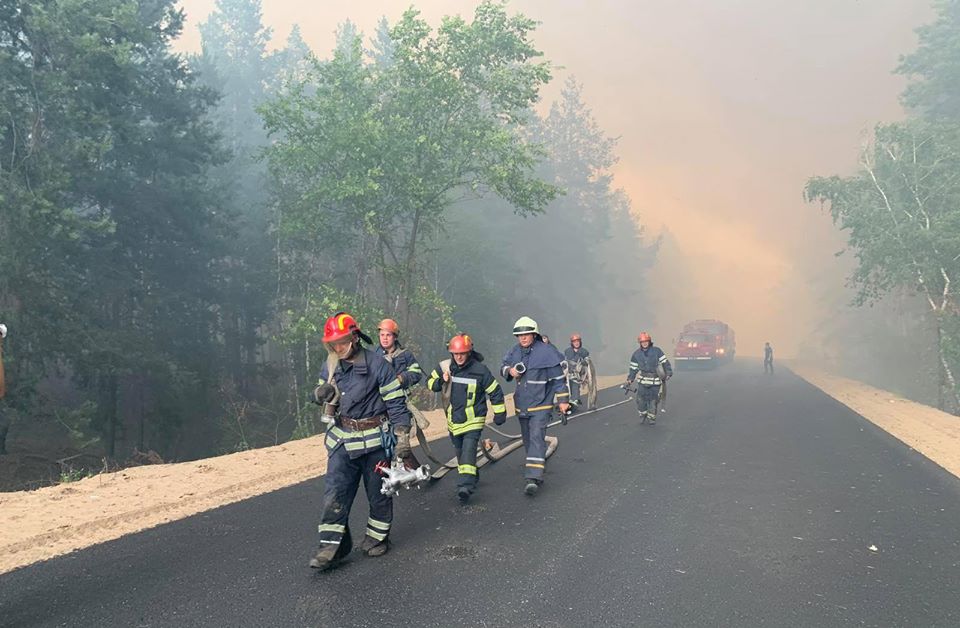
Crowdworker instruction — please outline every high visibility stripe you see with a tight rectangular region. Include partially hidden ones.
[458,464,477,475]
[629,362,639,368]
[316,377,326,385]
[427,369,441,389]
[319,539,341,545]
[367,518,391,531]
[408,364,423,374]
[555,392,570,397]
[526,379,547,384]
[549,374,565,381]
[526,457,545,462]
[659,355,668,363]
[526,463,545,469]
[451,376,478,385]
[382,389,405,401]
[485,380,500,394]
[379,379,401,394]
[527,404,554,412]
[344,437,383,451]
[366,528,388,541]
[318,523,346,534]
[448,422,484,436]
[491,403,506,413]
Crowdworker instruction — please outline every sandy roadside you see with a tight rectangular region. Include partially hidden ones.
[0,375,624,575]
[791,364,960,480]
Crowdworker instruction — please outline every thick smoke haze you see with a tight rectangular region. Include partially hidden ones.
[174,0,930,358]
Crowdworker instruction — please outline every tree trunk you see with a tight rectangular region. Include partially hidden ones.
[401,206,424,330]
[102,375,119,458]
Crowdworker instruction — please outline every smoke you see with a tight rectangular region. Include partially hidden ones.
[174,0,931,358]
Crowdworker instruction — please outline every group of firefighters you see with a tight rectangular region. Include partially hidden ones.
[306,310,672,570]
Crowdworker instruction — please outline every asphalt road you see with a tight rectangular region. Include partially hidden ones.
[2,362,959,627]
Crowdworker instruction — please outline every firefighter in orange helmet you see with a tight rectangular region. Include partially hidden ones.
[307,312,413,570]
[624,331,672,424]
[375,318,424,391]
[426,334,506,503]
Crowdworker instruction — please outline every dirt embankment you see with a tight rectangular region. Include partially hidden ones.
[0,376,624,575]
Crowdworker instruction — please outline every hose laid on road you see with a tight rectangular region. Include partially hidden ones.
[484,396,633,439]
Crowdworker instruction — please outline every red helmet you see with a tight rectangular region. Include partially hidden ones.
[378,318,400,336]
[323,312,361,343]
[448,334,474,353]
[570,333,582,343]
[637,331,652,343]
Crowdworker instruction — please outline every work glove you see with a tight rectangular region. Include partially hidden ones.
[310,383,336,405]
[394,424,419,469]
[493,412,507,426]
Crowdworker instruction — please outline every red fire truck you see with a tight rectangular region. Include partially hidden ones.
[673,319,736,368]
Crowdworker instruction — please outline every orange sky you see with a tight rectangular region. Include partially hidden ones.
[174,0,931,357]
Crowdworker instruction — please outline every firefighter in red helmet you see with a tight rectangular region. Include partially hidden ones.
[307,312,414,570]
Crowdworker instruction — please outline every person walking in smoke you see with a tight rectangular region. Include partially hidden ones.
[764,342,774,375]
[624,331,672,425]
[426,334,506,503]
[307,312,414,570]
[564,333,591,408]
[502,316,570,496]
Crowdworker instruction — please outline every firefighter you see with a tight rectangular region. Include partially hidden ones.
[426,334,506,503]
[624,331,672,425]
[308,312,414,570]
[502,316,570,496]
[564,333,591,408]
[376,318,424,393]
[764,342,774,375]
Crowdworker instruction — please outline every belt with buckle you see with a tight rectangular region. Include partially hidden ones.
[338,415,386,431]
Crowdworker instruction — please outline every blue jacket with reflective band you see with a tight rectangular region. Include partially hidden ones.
[563,346,591,362]
[501,340,569,414]
[317,348,412,459]
[376,345,423,390]
[627,345,673,386]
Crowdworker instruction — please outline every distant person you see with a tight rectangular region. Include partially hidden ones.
[563,333,591,408]
[623,332,672,425]
[764,342,774,375]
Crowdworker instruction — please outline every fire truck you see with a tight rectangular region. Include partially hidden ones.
[673,319,736,368]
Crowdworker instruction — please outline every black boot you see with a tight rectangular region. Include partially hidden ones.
[524,479,541,496]
[457,486,472,503]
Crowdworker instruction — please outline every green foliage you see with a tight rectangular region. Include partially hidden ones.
[261,1,560,346]
[898,0,960,118]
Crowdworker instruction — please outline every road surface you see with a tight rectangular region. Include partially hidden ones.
[2,362,959,627]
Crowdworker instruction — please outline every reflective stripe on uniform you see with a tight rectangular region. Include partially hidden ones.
[379,379,401,395]
[458,464,477,476]
[527,404,554,412]
[366,517,390,541]
[318,523,346,534]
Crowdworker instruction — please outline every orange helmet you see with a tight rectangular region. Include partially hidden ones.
[637,331,652,344]
[378,318,400,336]
[323,312,360,343]
[448,334,474,353]
[570,333,582,343]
